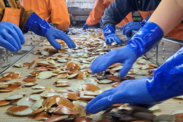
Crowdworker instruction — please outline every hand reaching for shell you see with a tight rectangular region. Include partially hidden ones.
[90,46,138,78]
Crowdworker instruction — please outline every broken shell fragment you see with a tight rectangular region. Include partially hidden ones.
[64,92,79,100]
[55,80,70,87]
[23,62,30,67]
[76,71,88,79]
[0,100,11,106]
[49,105,78,115]
[33,112,50,121]
[75,116,93,122]
[37,71,53,79]
[81,83,100,92]
[23,77,37,82]
[67,73,78,79]
[13,63,24,68]
[28,60,36,69]
[106,76,121,82]
[7,105,33,116]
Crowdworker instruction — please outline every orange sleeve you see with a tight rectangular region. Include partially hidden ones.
[86,0,113,25]
[117,12,133,27]
[48,0,70,31]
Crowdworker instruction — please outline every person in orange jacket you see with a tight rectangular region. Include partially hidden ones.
[19,0,70,32]
[0,0,75,52]
[83,0,133,30]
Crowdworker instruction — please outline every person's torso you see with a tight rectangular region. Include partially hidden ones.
[20,0,50,21]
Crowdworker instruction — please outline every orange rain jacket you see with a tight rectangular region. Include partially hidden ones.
[19,0,70,31]
[86,0,133,27]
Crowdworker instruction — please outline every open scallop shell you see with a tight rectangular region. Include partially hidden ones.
[0,100,11,106]
[0,77,11,82]
[98,79,113,84]
[23,77,37,82]
[37,71,53,79]
[32,85,45,90]
[49,105,78,115]
[5,94,24,100]
[30,94,41,101]
[67,61,80,73]
[55,80,70,87]
[7,105,33,116]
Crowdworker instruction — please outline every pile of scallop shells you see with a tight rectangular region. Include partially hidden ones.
[0,28,180,122]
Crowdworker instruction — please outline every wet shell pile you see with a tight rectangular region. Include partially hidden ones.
[0,28,175,122]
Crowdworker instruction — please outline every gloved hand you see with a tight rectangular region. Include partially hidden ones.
[0,22,25,52]
[123,15,151,38]
[103,25,123,44]
[91,22,164,77]
[83,23,89,30]
[122,22,142,38]
[24,13,76,50]
[87,46,183,114]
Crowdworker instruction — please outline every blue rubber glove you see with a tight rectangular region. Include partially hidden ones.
[0,22,25,52]
[123,15,151,38]
[87,46,183,114]
[103,25,123,44]
[83,23,89,30]
[91,22,164,77]
[24,13,76,49]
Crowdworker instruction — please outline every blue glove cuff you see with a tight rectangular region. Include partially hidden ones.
[147,47,183,102]
[24,13,51,36]
[103,25,115,37]
[127,22,164,57]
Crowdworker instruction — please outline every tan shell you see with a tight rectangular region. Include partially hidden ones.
[7,105,33,116]
[81,83,100,92]
[55,73,68,79]
[23,77,37,82]
[106,76,121,82]
[28,60,36,69]
[33,112,50,121]
[30,90,45,94]
[67,61,80,73]
[63,92,79,100]
[5,94,24,100]
[76,71,88,79]
[0,77,11,82]
[55,80,70,87]
[30,108,45,115]
[24,82,38,87]
[0,100,11,106]
[37,71,53,79]
[75,116,93,122]
[49,105,78,115]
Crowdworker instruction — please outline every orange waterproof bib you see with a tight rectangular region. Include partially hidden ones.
[1,7,20,26]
